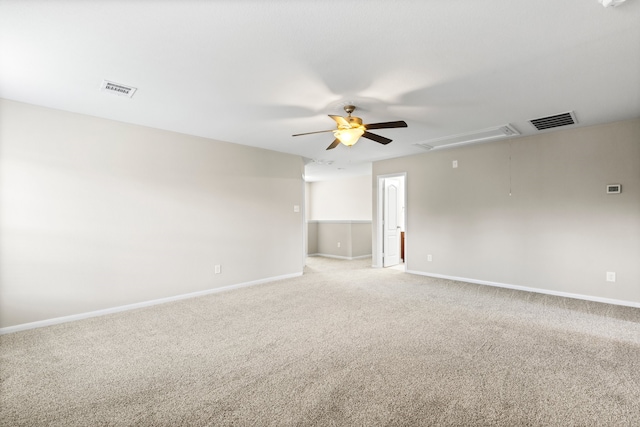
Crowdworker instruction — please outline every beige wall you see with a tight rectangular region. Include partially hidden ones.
[351,222,373,258]
[373,119,640,305]
[306,175,372,258]
[0,99,305,328]
[308,221,372,259]
[307,221,318,254]
[307,175,372,221]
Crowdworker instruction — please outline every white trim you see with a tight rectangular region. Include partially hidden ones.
[306,220,372,224]
[307,253,372,260]
[0,272,303,335]
[406,270,640,308]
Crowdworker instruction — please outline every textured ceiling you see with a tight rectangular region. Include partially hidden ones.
[1,0,639,180]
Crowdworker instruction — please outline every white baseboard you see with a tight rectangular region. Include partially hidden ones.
[406,270,640,308]
[308,253,372,260]
[0,272,303,335]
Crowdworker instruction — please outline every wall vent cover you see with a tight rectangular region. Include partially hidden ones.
[100,80,137,98]
[529,111,577,131]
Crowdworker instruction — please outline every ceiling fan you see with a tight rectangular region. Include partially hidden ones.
[292,105,408,150]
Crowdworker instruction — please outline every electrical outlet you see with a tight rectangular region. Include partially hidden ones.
[606,272,616,282]
[452,160,458,168]
[337,242,341,248]
[293,205,300,213]
[427,254,432,262]
[215,265,221,274]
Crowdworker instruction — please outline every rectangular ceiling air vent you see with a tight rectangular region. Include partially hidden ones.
[100,80,137,98]
[414,124,520,151]
[529,111,577,131]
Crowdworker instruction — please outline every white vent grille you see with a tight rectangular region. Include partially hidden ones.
[100,80,137,98]
[529,111,577,131]
[414,124,520,151]
[311,159,334,165]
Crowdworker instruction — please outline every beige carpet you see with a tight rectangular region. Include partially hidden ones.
[1,257,639,426]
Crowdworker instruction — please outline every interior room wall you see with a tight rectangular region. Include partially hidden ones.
[0,99,305,329]
[373,119,640,305]
[306,175,372,258]
[308,175,372,221]
[305,181,312,221]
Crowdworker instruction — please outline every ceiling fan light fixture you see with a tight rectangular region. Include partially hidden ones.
[334,128,364,146]
[293,104,407,150]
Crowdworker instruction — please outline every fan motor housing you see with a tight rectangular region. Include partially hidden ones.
[348,116,363,126]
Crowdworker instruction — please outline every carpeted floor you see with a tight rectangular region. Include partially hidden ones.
[1,256,639,426]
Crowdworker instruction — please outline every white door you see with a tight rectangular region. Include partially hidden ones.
[383,178,401,267]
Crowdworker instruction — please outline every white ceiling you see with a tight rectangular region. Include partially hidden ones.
[1,1,639,181]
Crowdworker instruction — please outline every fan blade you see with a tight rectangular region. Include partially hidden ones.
[329,115,350,128]
[362,131,392,145]
[364,120,408,130]
[326,139,341,150]
[292,129,335,137]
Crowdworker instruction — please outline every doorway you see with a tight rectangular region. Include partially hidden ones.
[376,173,406,269]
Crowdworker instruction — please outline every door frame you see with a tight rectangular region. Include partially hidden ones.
[375,173,407,268]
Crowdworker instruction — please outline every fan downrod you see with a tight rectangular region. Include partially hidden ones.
[343,105,356,116]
